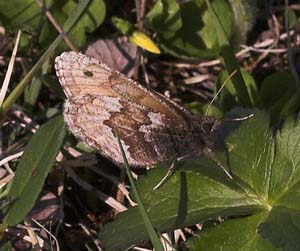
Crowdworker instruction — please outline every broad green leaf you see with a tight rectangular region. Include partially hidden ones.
[205,0,252,107]
[218,111,300,251]
[146,0,181,32]
[0,0,51,30]
[101,110,300,251]
[100,158,262,251]
[216,110,274,200]
[258,72,294,109]
[186,213,282,251]
[259,206,300,251]
[5,115,66,226]
[258,117,300,250]
[258,72,295,122]
[0,0,105,50]
[146,0,233,59]
[268,117,300,201]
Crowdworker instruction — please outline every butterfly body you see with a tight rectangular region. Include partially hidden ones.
[55,51,216,167]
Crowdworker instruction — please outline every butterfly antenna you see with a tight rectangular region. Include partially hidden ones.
[206,69,238,116]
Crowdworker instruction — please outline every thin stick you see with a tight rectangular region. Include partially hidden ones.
[0,30,21,107]
[35,0,77,51]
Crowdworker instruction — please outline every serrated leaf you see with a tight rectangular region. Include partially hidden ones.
[5,115,66,226]
[216,110,274,199]
[217,110,300,251]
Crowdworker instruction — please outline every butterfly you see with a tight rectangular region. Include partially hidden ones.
[55,51,217,167]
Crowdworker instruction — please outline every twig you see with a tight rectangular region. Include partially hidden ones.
[133,0,146,81]
[0,151,23,167]
[79,222,103,251]
[161,30,295,69]
[64,166,127,212]
[88,165,136,206]
[24,219,42,251]
[35,0,77,51]
[32,219,60,251]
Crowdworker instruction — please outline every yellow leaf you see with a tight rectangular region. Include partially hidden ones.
[129,30,161,54]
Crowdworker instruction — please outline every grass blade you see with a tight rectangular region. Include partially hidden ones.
[5,115,66,226]
[115,133,165,251]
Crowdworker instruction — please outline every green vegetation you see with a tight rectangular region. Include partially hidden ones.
[0,1,298,250]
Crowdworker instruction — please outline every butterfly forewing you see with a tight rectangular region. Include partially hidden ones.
[55,51,215,167]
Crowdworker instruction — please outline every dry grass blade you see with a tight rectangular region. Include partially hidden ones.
[0,30,21,107]
[64,166,127,212]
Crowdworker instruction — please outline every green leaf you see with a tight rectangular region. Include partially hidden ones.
[216,110,274,200]
[0,0,51,30]
[101,110,300,251]
[111,16,134,35]
[146,0,181,32]
[216,70,257,111]
[5,115,66,226]
[186,213,282,251]
[24,76,43,109]
[0,0,91,115]
[116,134,165,251]
[228,0,257,46]
[39,0,106,49]
[259,206,300,251]
[258,72,295,122]
[0,242,12,251]
[268,116,300,201]
[0,0,105,50]
[100,158,262,251]
[146,0,233,59]
[259,72,294,108]
[24,60,49,110]
[218,111,300,251]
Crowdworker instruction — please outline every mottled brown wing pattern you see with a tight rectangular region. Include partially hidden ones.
[55,51,215,167]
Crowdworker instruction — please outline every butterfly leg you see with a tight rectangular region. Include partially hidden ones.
[152,155,193,190]
[208,150,233,180]
[153,159,178,190]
